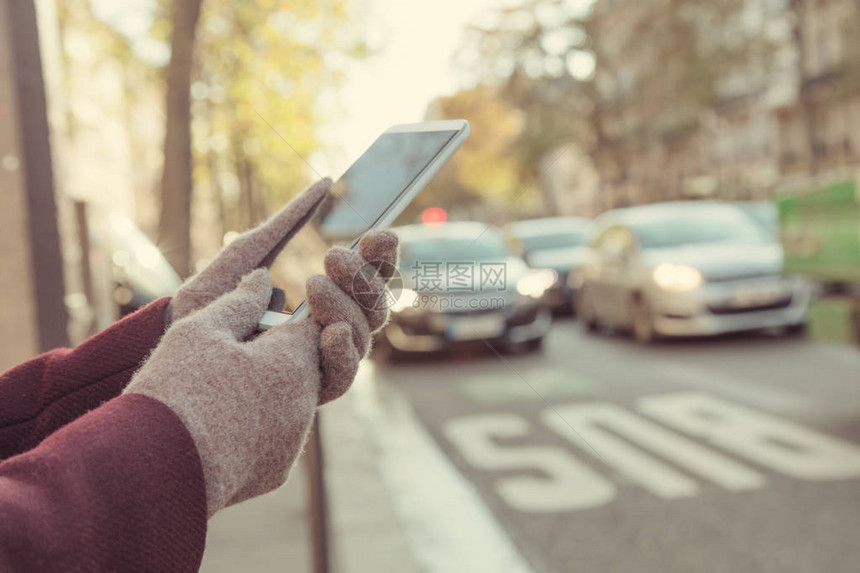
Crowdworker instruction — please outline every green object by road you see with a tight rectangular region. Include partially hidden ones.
[776,180,860,283]
[808,296,860,346]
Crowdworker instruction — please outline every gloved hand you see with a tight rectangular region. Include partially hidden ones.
[167,178,331,324]
[124,230,399,517]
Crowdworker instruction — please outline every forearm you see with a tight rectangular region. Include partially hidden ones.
[0,298,170,459]
[0,393,207,572]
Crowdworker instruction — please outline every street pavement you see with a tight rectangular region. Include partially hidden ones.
[369,318,860,573]
[200,381,421,573]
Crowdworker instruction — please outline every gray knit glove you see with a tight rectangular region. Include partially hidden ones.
[167,178,331,324]
[125,231,398,517]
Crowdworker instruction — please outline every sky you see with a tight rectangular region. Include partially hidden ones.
[312,0,501,175]
[316,0,596,177]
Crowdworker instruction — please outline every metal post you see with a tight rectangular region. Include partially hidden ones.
[305,414,330,573]
[4,0,68,351]
[74,201,96,337]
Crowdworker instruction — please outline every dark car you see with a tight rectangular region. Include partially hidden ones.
[374,222,554,361]
[504,217,592,313]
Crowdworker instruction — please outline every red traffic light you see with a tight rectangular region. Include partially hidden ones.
[422,207,447,227]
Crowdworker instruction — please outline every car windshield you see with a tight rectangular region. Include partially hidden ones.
[400,235,509,268]
[632,208,769,249]
[519,231,586,252]
[738,203,779,234]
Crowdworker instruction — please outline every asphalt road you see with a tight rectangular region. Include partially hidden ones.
[369,319,860,573]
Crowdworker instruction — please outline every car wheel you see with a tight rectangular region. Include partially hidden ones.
[784,323,807,337]
[526,337,544,352]
[579,288,599,333]
[631,296,657,344]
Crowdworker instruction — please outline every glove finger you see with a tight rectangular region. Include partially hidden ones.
[324,247,389,330]
[306,275,371,352]
[251,315,321,364]
[358,230,400,281]
[195,268,272,341]
[318,322,361,405]
[180,178,330,309]
[256,178,331,268]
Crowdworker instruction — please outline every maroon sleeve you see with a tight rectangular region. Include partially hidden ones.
[0,298,170,459]
[0,393,207,572]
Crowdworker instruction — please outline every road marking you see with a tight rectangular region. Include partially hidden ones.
[545,402,766,496]
[443,414,616,512]
[654,362,809,413]
[351,363,534,573]
[443,392,860,514]
[811,343,860,370]
[458,367,595,404]
[639,392,860,481]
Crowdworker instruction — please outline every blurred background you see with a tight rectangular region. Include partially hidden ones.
[3,0,860,572]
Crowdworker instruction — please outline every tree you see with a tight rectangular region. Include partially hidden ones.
[191,0,367,248]
[457,0,595,214]
[158,0,202,277]
[414,87,525,221]
[786,0,860,175]
[457,0,771,208]
[152,0,367,272]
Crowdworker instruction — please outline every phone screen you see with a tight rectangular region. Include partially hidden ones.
[269,129,459,311]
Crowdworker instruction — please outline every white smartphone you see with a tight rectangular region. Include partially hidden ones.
[258,119,471,330]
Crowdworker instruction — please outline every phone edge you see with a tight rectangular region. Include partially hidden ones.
[258,120,470,331]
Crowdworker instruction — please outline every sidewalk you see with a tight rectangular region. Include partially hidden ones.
[199,467,312,572]
[199,367,421,573]
[199,362,529,573]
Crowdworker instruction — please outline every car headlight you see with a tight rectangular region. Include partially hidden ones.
[390,288,419,313]
[516,269,558,298]
[652,263,703,291]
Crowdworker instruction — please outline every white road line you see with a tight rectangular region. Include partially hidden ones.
[351,363,534,573]
[639,392,860,481]
[654,362,809,413]
[546,402,766,495]
[444,414,618,513]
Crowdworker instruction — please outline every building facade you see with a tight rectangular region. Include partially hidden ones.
[588,0,860,207]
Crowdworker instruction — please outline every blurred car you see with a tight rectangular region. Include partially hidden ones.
[375,222,554,360]
[576,201,811,343]
[97,213,182,316]
[505,217,592,313]
[733,200,779,237]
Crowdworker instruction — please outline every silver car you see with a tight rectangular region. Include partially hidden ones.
[576,202,811,343]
